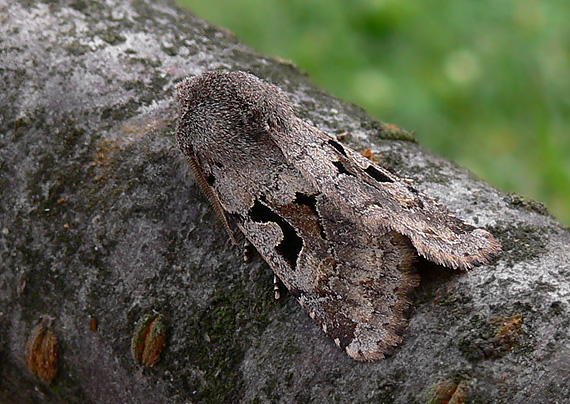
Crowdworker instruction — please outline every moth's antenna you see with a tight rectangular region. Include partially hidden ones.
[185,155,238,244]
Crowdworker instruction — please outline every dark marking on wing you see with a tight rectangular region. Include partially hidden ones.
[364,165,393,183]
[328,139,348,157]
[332,161,355,177]
[250,200,303,269]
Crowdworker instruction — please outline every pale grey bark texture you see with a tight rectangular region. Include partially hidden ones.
[0,1,569,403]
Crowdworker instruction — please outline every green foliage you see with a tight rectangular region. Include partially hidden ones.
[176,0,570,225]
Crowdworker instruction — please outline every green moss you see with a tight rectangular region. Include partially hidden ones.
[395,156,451,186]
[458,307,532,362]
[261,377,281,402]
[282,337,302,356]
[64,42,90,56]
[505,193,550,217]
[182,277,275,403]
[100,99,141,123]
[69,0,88,11]
[161,45,178,56]
[127,56,162,68]
[487,222,549,266]
[366,119,417,142]
[101,31,127,45]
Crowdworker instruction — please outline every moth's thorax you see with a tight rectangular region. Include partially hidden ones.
[176,71,295,165]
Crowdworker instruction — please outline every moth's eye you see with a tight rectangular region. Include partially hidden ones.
[247,108,262,124]
[241,109,269,139]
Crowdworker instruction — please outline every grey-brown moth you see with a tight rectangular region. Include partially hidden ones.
[175,70,501,361]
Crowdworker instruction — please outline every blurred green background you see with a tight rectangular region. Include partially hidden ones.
[176,0,570,226]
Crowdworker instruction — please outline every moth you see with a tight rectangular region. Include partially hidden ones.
[175,70,500,361]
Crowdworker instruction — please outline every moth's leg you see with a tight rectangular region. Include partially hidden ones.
[273,275,282,300]
[185,155,238,244]
[243,240,256,262]
[242,240,281,299]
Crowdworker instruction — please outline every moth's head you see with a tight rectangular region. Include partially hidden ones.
[175,71,294,157]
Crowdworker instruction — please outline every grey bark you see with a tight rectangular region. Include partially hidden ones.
[0,0,569,403]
